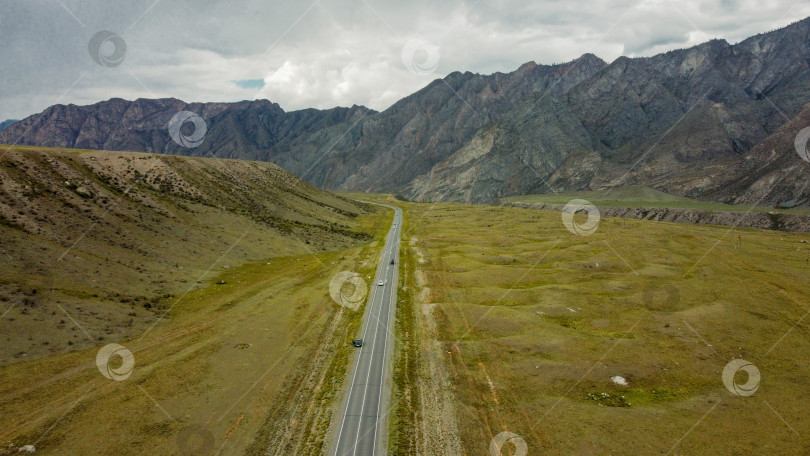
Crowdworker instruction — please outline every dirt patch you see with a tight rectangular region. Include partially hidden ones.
[410,241,463,456]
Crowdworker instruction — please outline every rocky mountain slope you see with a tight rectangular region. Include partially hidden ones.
[407,18,810,204]
[3,18,810,206]
[0,120,17,131]
[0,145,374,364]
[295,53,607,191]
[0,98,372,162]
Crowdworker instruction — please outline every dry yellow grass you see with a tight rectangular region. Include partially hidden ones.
[0,148,393,455]
[0,146,373,363]
[0,210,391,455]
[383,197,810,455]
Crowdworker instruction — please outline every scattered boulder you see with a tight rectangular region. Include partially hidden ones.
[611,376,628,386]
[74,186,93,199]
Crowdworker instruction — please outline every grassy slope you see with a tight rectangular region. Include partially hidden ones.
[392,199,810,455]
[0,147,392,455]
[0,145,372,363]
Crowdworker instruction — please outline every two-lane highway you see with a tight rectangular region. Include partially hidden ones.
[332,202,402,456]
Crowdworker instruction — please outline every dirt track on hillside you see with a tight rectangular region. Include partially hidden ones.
[506,201,810,232]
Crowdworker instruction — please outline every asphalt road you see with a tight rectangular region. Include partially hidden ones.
[332,203,402,456]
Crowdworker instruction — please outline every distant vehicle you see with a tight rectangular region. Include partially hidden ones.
[352,339,363,347]
[390,259,395,265]
[378,280,384,286]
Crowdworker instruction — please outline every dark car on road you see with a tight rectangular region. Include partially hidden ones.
[352,339,363,347]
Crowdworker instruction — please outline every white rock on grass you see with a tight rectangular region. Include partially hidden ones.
[611,376,628,386]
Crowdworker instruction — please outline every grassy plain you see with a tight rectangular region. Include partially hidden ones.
[375,194,810,455]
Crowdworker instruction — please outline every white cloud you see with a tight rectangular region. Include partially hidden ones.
[1,0,810,120]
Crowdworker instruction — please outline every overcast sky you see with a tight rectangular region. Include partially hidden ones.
[1,0,809,121]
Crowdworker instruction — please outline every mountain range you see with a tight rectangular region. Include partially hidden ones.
[3,18,810,206]
[0,120,18,131]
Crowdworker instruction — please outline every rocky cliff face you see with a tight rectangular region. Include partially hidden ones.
[260,52,607,190]
[405,18,810,204]
[3,18,810,207]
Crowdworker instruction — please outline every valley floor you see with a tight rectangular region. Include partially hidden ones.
[373,195,810,455]
[5,182,810,455]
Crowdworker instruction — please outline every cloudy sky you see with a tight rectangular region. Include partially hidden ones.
[1,0,809,121]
